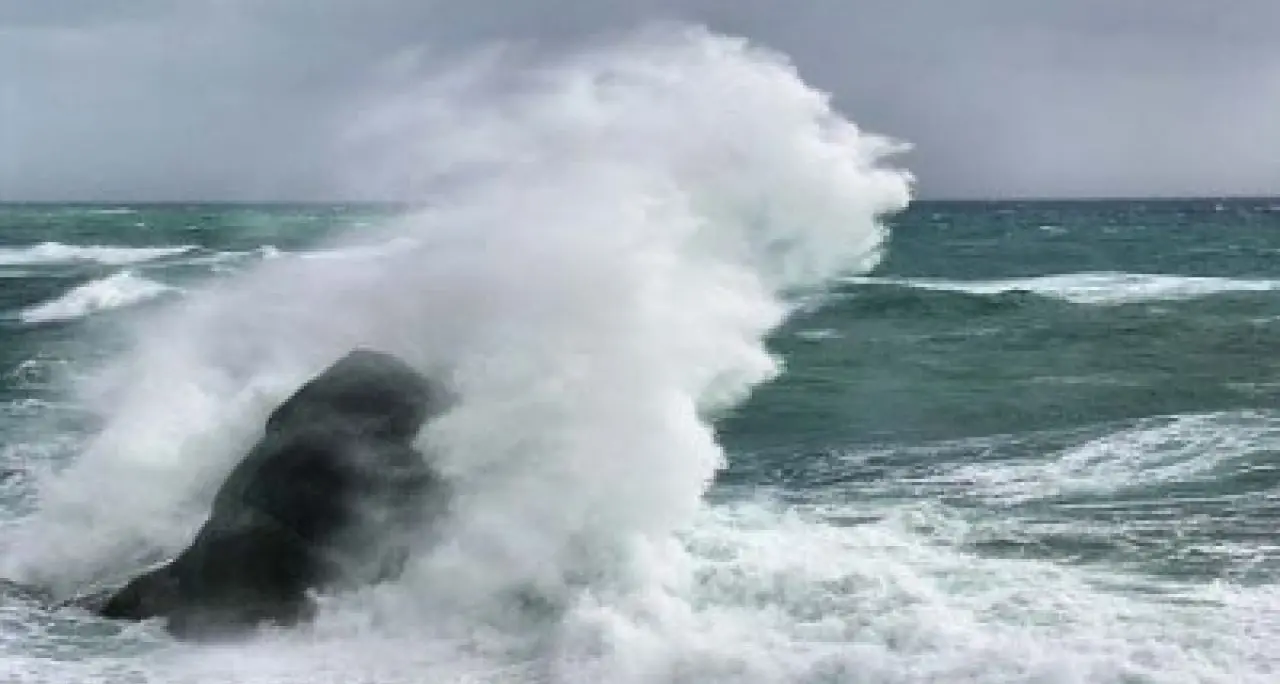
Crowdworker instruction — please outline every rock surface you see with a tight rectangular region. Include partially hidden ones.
[93,349,452,638]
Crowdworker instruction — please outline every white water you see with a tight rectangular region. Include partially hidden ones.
[0,243,193,267]
[18,272,175,324]
[0,24,922,683]
[946,410,1280,505]
[86,209,138,216]
[846,272,1280,305]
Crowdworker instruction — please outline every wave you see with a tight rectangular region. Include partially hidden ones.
[184,244,403,272]
[18,271,176,324]
[5,21,911,636]
[845,272,1280,305]
[0,242,194,267]
[942,411,1280,505]
[174,245,281,271]
[828,280,1042,319]
[794,327,842,341]
[86,208,138,216]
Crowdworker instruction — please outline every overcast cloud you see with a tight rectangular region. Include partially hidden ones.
[1,0,1277,201]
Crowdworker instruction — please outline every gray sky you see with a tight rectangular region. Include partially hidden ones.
[2,0,1277,201]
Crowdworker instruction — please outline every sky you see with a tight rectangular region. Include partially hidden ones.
[1,0,1277,201]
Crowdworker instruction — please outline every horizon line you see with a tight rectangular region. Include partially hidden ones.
[0,193,1276,206]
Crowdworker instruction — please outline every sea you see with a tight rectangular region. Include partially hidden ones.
[1,28,1278,684]
[0,197,1276,683]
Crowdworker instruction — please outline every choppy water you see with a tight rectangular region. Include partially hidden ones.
[2,27,1279,684]
[2,198,1277,683]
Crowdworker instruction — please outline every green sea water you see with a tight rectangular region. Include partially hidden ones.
[2,199,1279,682]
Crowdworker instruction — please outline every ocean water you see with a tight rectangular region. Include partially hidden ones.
[3,29,1280,684]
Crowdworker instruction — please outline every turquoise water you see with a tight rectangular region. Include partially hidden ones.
[2,199,1279,682]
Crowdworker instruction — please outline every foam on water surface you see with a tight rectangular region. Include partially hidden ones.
[17,272,176,325]
[0,243,193,268]
[846,272,1280,305]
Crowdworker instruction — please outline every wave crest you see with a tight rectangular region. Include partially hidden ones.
[0,242,194,267]
[18,271,175,324]
[846,272,1280,305]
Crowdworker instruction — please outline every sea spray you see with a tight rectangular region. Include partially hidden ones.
[3,24,912,637]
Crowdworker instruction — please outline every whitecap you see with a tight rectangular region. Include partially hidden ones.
[0,242,194,267]
[846,272,1280,305]
[18,272,176,324]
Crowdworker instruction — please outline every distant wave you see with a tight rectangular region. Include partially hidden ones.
[0,242,194,267]
[19,271,176,324]
[794,328,842,341]
[184,244,401,276]
[844,272,1280,305]
[85,208,138,216]
[176,244,279,268]
[944,410,1280,504]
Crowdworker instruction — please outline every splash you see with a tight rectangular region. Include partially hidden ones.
[4,23,911,640]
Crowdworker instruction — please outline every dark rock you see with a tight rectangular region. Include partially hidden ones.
[94,349,453,639]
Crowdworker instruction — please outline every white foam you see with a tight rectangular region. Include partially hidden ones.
[191,244,405,273]
[847,272,1280,305]
[794,328,842,341]
[86,208,139,216]
[944,410,1280,505]
[5,502,1276,683]
[658,503,1279,683]
[4,25,910,599]
[178,246,282,271]
[18,272,175,325]
[0,243,194,267]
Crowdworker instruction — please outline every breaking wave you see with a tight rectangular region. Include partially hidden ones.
[845,272,1280,305]
[0,25,918,683]
[0,243,194,267]
[18,272,175,324]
